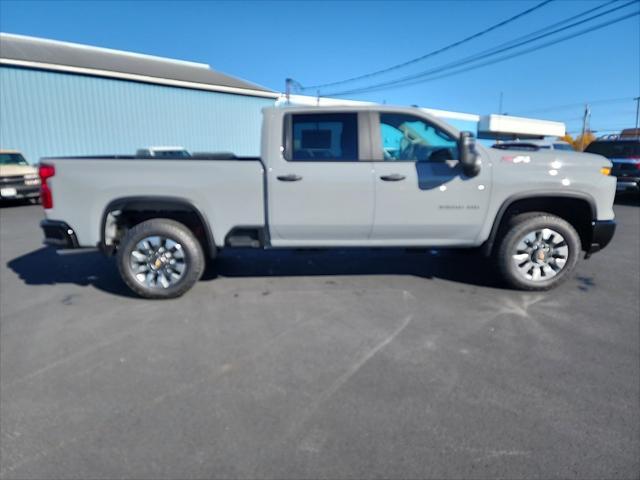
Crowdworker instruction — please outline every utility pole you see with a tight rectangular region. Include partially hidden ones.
[285,78,292,104]
[498,91,503,115]
[634,96,639,135]
[580,103,591,151]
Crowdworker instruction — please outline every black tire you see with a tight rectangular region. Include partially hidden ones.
[496,212,581,291]
[117,218,205,299]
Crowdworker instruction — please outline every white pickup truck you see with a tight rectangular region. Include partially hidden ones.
[40,105,616,298]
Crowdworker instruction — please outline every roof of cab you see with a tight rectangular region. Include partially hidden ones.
[264,104,462,136]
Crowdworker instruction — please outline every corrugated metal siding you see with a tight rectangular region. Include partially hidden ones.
[0,66,274,162]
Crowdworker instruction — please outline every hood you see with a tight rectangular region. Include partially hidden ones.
[0,164,38,177]
[485,146,611,170]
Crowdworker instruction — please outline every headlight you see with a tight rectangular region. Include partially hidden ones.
[600,167,611,176]
[24,174,40,185]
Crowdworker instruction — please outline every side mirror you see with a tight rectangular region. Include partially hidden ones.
[458,131,481,177]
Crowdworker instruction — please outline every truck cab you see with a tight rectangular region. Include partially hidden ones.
[263,106,489,247]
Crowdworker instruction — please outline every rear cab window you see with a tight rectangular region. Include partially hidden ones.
[286,113,359,161]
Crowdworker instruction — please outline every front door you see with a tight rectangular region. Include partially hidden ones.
[267,111,375,246]
[370,112,491,246]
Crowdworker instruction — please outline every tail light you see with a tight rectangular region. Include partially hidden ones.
[39,163,55,209]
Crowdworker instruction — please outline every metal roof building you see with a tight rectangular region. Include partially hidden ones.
[0,33,278,162]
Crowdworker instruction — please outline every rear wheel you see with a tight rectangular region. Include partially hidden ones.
[117,218,205,299]
[497,213,581,291]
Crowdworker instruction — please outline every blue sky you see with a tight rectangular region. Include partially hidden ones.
[1,0,638,135]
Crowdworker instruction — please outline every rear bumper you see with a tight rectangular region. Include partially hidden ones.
[586,220,616,256]
[40,220,79,248]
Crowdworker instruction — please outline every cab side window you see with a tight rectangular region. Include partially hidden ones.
[380,113,458,162]
[289,113,359,161]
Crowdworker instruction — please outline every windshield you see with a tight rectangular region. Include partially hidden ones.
[585,141,640,158]
[0,153,28,165]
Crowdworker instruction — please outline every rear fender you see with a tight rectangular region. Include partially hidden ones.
[99,196,216,258]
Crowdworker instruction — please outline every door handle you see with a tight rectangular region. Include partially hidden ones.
[380,173,406,181]
[277,174,303,182]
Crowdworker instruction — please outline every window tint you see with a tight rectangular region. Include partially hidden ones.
[290,113,358,161]
[379,113,457,162]
[585,141,640,158]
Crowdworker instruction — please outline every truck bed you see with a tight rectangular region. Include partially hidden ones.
[42,156,265,248]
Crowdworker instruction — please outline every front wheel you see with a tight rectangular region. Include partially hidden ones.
[497,213,581,291]
[117,218,205,299]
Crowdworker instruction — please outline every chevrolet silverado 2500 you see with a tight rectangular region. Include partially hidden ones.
[39,105,616,298]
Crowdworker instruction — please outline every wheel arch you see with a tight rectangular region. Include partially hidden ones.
[482,192,597,256]
[99,196,217,259]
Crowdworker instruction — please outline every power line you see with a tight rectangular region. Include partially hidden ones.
[516,97,637,115]
[487,0,618,47]
[323,2,638,97]
[299,0,555,91]
[299,0,619,94]
[323,1,638,96]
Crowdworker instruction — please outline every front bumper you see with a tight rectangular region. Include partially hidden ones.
[0,184,40,200]
[615,177,640,193]
[40,220,79,248]
[586,220,616,256]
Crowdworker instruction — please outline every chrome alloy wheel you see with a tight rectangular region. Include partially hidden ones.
[511,228,569,282]
[129,236,186,289]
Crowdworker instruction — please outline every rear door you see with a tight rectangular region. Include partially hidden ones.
[370,111,491,245]
[267,111,376,246]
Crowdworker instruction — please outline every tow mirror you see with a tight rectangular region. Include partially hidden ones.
[459,131,481,177]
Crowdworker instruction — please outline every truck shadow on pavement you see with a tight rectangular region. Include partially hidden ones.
[204,248,500,289]
[7,247,137,297]
[8,246,501,298]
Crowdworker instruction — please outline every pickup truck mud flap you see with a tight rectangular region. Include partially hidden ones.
[585,220,616,257]
[40,220,79,248]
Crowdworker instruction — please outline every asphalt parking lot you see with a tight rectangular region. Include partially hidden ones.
[1,201,638,479]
